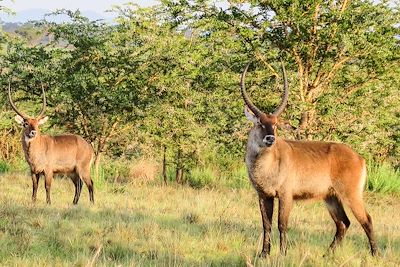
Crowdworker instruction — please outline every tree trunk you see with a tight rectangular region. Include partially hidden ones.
[175,168,184,184]
[162,145,167,185]
[297,107,316,140]
[175,149,184,184]
[93,152,102,180]
[91,119,119,180]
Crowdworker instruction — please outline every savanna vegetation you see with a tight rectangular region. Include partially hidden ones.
[0,0,399,266]
[0,173,399,266]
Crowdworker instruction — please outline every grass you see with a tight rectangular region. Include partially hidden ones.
[367,161,400,194]
[0,160,10,173]
[0,173,399,266]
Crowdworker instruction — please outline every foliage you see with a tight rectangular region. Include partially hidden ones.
[0,160,9,173]
[0,0,14,16]
[0,1,399,185]
[162,0,400,160]
[367,161,400,194]
[37,10,140,171]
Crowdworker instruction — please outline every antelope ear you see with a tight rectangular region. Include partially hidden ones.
[244,106,259,124]
[38,116,49,125]
[14,115,24,125]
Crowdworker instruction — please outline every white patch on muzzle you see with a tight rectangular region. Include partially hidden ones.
[263,135,275,145]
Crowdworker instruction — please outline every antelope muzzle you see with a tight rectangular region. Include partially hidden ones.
[263,135,275,146]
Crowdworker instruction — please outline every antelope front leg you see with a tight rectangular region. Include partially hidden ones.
[31,172,40,202]
[259,196,274,257]
[44,171,53,204]
[278,195,293,255]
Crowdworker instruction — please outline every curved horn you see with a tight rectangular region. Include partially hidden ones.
[8,81,28,119]
[37,82,46,118]
[272,62,289,116]
[240,61,263,117]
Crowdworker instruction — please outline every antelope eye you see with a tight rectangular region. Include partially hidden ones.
[23,122,28,127]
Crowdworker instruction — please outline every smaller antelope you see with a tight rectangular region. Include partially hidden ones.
[8,82,94,205]
[241,62,377,256]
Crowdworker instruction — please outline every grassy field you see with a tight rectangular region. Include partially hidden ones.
[0,173,399,267]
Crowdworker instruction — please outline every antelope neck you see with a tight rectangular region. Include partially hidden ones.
[247,138,279,172]
[23,133,42,149]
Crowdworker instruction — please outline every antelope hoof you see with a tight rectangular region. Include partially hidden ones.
[371,247,379,257]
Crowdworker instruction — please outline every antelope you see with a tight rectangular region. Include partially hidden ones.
[241,62,377,256]
[8,82,94,205]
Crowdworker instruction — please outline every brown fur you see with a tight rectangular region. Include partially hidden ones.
[241,61,376,256]
[245,121,377,256]
[18,117,94,205]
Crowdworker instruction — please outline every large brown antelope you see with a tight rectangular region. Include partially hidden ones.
[8,83,94,205]
[241,62,377,256]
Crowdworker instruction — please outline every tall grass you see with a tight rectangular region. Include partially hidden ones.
[0,173,399,266]
[0,157,29,174]
[2,154,400,195]
[367,161,400,194]
[0,160,10,173]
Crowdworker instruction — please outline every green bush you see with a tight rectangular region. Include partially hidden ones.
[94,159,131,187]
[187,167,216,189]
[0,160,10,173]
[367,161,400,194]
[224,165,250,189]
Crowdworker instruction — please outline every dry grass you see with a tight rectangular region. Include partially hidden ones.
[128,158,159,183]
[0,172,399,266]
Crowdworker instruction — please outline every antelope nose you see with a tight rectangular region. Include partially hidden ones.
[29,130,37,137]
[263,135,275,145]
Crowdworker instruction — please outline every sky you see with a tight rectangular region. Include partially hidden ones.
[2,0,158,12]
[1,0,159,22]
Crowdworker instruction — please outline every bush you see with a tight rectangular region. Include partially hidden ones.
[0,160,10,173]
[367,161,400,194]
[224,165,250,189]
[95,158,159,186]
[187,167,216,189]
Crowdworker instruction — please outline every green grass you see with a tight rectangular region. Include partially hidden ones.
[0,173,399,266]
[0,160,10,173]
[367,162,400,194]
[186,165,249,189]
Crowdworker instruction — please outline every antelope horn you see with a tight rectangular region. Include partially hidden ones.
[37,82,46,118]
[272,62,289,116]
[240,61,263,117]
[8,81,28,119]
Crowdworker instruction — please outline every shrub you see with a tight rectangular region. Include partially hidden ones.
[0,160,10,173]
[367,161,400,194]
[187,167,216,189]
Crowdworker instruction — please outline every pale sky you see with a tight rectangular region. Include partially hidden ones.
[0,0,159,22]
[3,0,158,12]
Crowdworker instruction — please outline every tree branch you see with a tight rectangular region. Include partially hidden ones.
[292,47,305,101]
[255,51,279,78]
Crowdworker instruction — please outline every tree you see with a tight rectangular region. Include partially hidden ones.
[114,4,212,182]
[160,0,400,164]
[0,31,57,166]
[38,10,141,176]
[0,0,13,16]
[164,0,399,134]
[227,0,399,137]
